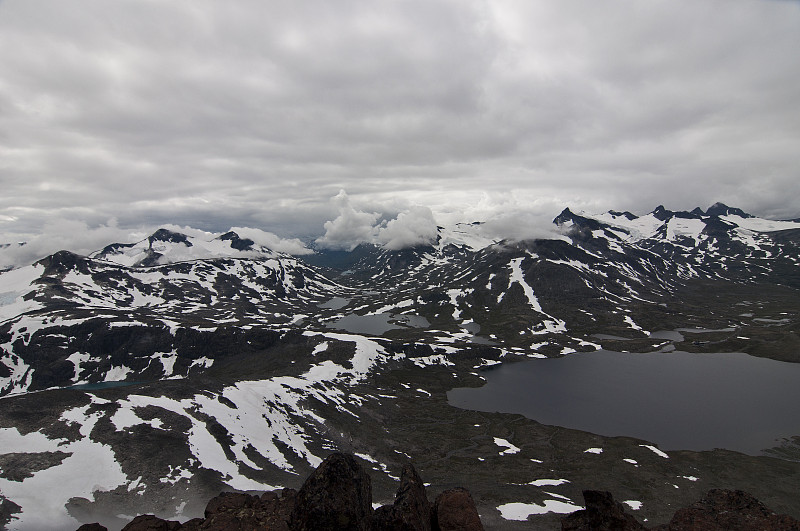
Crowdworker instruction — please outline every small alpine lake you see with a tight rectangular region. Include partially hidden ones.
[447,349,800,456]
[329,312,430,335]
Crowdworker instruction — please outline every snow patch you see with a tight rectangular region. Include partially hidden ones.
[0,408,127,530]
[494,437,520,455]
[498,499,583,520]
[640,444,669,458]
[527,479,569,487]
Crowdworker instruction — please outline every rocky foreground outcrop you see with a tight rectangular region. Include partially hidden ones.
[74,453,800,531]
[562,489,800,531]
[77,452,483,531]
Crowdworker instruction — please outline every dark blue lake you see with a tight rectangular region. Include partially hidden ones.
[447,350,800,456]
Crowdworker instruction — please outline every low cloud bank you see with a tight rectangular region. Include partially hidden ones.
[229,227,313,256]
[0,220,313,270]
[0,219,147,270]
[1,191,578,270]
[377,207,439,251]
[315,191,439,251]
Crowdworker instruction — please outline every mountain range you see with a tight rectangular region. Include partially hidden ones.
[0,203,798,530]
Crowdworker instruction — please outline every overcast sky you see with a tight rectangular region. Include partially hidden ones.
[1,0,799,262]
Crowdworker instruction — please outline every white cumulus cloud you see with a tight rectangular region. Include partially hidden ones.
[316,192,440,251]
[315,191,380,251]
[376,206,438,250]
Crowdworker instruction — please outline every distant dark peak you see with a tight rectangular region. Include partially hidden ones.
[36,250,87,275]
[219,231,255,251]
[705,202,728,215]
[706,202,752,218]
[690,207,705,216]
[38,250,82,264]
[553,208,605,233]
[608,210,637,221]
[675,210,702,220]
[553,208,575,225]
[651,205,674,221]
[148,229,192,247]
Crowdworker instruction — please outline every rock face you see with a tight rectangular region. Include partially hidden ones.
[83,452,483,531]
[76,524,110,531]
[291,453,373,531]
[561,490,647,531]
[195,489,296,531]
[373,463,432,530]
[74,463,800,531]
[561,489,800,531]
[654,489,800,531]
[120,514,182,530]
[432,488,484,531]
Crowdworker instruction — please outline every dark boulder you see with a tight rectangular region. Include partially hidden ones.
[76,524,108,531]
[199,489,295,530]
[219,231,255,251]
[120,514,181,531]
[83,454,486,531]
[432,488,483,531]
[203,491,257,518]
[561,490,646,531]
[373,463,432,530]
[291,452,373,531]
[654,489,800,531]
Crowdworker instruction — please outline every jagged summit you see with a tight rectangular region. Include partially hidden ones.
[650,205,673,221]
[148,228,192,246]
[705,202,752,218]
[553,208,602,229]
[218,231,255,251]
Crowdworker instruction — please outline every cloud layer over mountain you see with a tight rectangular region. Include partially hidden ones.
[1,0,799,257]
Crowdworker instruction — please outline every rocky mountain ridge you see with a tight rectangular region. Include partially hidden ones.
[0,203,799,530]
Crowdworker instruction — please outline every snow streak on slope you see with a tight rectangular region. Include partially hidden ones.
[507,257,566,334]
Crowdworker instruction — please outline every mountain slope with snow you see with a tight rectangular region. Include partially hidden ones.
[0,204,798,530]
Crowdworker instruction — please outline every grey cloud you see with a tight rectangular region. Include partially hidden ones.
[0,218,313,270]
[376,206,438,250]
[315,192,439,251]
[0,218,146,270]
[315,191,380,251]
[1,0,799,253]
